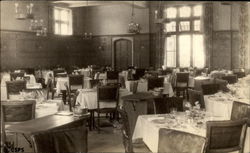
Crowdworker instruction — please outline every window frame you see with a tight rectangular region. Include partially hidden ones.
[163,4,204,68]
[53,7,73,36]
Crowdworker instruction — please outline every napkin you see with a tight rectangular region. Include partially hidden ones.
[147,116,165,121]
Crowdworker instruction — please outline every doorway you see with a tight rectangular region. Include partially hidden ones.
[112,37,133,70]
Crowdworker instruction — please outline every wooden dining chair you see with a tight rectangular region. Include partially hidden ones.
[153,97,171,114]
[106,71,119,85]
[95,85,119,133]
[175,72,189,98]
[233,72,246,78]
[188,89,205,109]
[1,100,36,150]
[221,75,238,84]
[201,83,220,95]
[117,108,151,153]
[133,68,145,80]
[231,101,250,126]
[214,78,229,92]
[10,72,25,81]
[147,77,164,90]
[168,96,184,112]
[206,119,248,153]
[64,83,80,112]
[30,126,88,153]
[158,129,206,153]
[6,80,26,99]
[89,79,101,88]
[68,74,84,92]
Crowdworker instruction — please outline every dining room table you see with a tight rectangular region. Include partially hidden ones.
[132,111,250,153]
[76,88,131,110]
[125,78,174,97]
[1,72,42,101]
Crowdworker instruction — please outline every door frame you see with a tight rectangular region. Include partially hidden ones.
[111,37,134,69]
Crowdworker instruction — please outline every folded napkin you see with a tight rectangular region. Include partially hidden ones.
[147,116,165,121]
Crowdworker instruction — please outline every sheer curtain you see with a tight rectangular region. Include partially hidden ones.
[202,3,213,68]
[239,2,249,70]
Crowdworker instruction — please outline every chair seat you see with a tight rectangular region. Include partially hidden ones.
[133,142,151,153]
[95,108,116,113]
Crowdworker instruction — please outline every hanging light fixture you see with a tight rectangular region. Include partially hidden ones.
[15,2,34,20]
[83,0,92,39]
[128,1,141,34]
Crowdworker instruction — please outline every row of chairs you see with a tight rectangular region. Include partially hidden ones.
[118,100,250,153]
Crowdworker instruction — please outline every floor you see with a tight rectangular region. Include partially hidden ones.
[4,124,151,153]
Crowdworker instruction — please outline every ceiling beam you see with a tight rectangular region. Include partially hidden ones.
[52,1,148,9]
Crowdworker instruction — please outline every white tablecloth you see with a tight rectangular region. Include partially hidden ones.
[125,80,174,97]
[204,93,250,119]
[35,99,64,118]
[76,88,131,110]
[1,73,41,101]
[133,113,227,153]
[133,112,249,153]
[56,77,94,94]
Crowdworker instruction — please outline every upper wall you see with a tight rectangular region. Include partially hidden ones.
[1,1,150,36]
[213,2,240,31]
[1,1,49,31]
[79,5,149,35]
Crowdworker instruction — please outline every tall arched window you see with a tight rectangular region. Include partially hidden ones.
[164,5,205,68]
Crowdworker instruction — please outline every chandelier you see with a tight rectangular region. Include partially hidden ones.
[29,19,47,36]
[15,2,34,20]
[128,1,141,34]
[83,0,92,39]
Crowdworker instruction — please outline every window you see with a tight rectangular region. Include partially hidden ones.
[164,5,204,68]
[53,7,72,35]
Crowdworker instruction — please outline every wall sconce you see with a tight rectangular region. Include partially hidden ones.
[83,32,92,40]
[98,45,104,51]
[15,2,34,20]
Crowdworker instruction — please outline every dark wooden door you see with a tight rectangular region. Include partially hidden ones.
[114,39,132,70]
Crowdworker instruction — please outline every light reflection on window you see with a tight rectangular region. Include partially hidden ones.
[166,7,177,19]
[193,5,202,17]
[179,6,191,18]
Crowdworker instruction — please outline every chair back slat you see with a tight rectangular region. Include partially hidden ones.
[1,100,36,122]
[153,97,183,114]
[6,80,26,99]
[153,97,170,114]
[69,75,84,88]
[97,85,119,102]
[31,126,88,153]
[188,89,205,109]
[231,101,250,121]
[10,72,25,81]
[222,75,238,84]
[107,71,119,80]
[201,83,220,95]
[133,69,145,80]
[214,78,229,92]
[158,129,206,153]
[147,77,164,90]
[176,72,189,83]
[53,69,66,78]
[206,119,248,153]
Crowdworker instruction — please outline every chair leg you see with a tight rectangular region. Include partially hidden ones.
[97,111,100,133]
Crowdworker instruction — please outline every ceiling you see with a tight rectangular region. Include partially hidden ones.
[52,1,149,8]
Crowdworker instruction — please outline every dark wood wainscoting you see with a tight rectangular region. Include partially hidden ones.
[1,30,150,70]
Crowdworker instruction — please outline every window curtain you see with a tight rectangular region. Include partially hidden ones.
[202,3,213,68]
[154,3,165,68]
[239,2,249,69]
